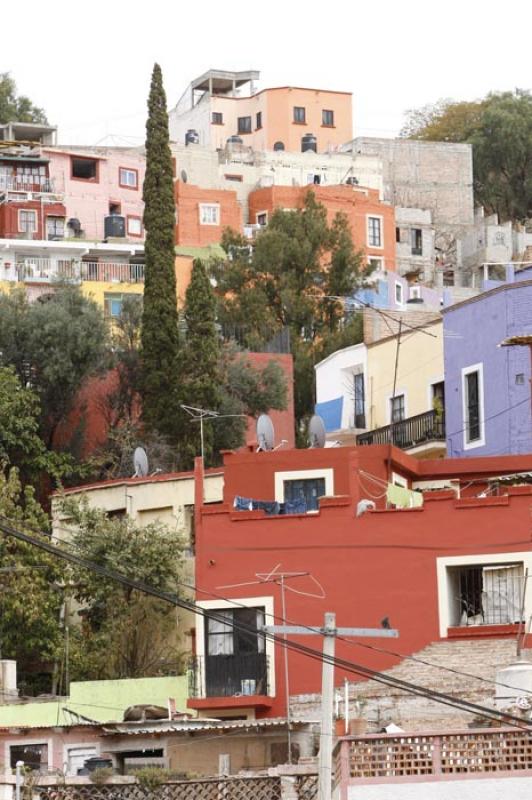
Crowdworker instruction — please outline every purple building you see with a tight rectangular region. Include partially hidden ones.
[443,280,532,457]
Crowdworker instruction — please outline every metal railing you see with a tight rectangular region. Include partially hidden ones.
[0,175,55,192]
[15,260,145,284]
[356,410,445,449]
[453,565,525,626]
[189,653,270,698]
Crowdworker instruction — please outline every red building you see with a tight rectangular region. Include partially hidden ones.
[175,181,242,247]
[190,445,532,719]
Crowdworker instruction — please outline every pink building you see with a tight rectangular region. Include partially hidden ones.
[45,147,146,242]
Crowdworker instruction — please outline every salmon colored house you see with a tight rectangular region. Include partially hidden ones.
[248,185,396,271]
[190,446,532,719]
[175,181,241,248]
[170,70,353,154]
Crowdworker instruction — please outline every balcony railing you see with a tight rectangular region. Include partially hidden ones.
[0,176,55,193]
[357,410,445,449]
[335,728,532,785]
[189,653,270,699]
[15,260,145,284]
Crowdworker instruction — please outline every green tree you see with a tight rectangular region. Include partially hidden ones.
[59,499,184,679]
[181,260,222,464]
[0,287,109,447]
[212,191,368,432]
[140,64,182,439]
[401,90,532,221]
[0,73,48,125]
[0,365,69,485]
[0,468,65,695]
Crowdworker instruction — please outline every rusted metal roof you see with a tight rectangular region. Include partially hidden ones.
[102,717,316,736]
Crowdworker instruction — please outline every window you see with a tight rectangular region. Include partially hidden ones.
[237,116,252,134]
[293,106,306,124]
[390,394,405,423]
[127,216,142,236]
[224,174,243,182]
[354,372,366,429]
[273,141,285,151]
[409,285,421,300]
[368,257,383,272]
[199,204,220,226]
[109,201,121,215]
[367,216,382,247]
[119,167,138,189]
[204,607,267,697]
[515,373,525,385]
[322,109,334,126]
[212,112,223,125]
[19,209,37,233]
[284,478,325,512]
[256,111,262,130]
[256,212,267,227]
[462,365,484,446]
[395,227,401,243]
[411,228,423,256]
[449,563,524,627]
[104,292,138,318]
[71,157,98,181]
[10,743,48,772]
[395,281,404,305]
[46,216,65,239]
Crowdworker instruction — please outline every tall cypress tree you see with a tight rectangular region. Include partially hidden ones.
[182,259,222,465]
[140,64,181,436]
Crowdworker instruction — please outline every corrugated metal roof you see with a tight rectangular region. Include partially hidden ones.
[102,717,316,736]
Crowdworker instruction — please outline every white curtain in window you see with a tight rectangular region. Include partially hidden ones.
[256,609,265,653]
[482,565,523,624]
[207,610,234,655]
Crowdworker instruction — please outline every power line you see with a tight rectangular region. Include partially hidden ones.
[0,518,530,731]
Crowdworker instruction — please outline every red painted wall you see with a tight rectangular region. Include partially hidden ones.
[175,182,242,246]
[195,447,532,718]
[0,200,66,239]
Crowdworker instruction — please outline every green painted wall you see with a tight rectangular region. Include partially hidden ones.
[0,675,189,728]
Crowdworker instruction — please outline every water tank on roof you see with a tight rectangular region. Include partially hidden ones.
[185,129,199,146]
[495,659,532,710]
[301,133,317,153]
[104,214,126,239]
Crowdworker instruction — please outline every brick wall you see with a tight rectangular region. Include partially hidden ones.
[175,181,242,246]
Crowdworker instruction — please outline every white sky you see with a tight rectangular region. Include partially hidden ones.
[2,0,530,146]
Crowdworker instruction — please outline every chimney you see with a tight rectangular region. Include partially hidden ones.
[0,660,17,703]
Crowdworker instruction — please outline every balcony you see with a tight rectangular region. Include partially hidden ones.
[14,260,144,284]
[188,654,272,711]
[356,410,445,455]
[0,175,55,194]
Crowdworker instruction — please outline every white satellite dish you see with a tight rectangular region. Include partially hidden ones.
[308,414,326,448]
[256,414,275,452]
[133,447,149,477]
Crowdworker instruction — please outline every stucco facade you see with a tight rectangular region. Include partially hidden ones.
[443,280,532,457]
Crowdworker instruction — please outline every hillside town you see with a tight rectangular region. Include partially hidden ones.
[0,44,531,800]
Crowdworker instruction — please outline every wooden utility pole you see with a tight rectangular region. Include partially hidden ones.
[264,612,399,800]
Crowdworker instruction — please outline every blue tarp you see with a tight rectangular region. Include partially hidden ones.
[315,397,343,432]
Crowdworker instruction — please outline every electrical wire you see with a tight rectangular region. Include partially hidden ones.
[0,517,530,731]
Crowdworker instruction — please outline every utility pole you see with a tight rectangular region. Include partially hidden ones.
[264,612,399,800]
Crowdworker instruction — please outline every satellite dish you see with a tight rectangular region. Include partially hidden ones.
[256,414,274,452]
[180,169,188,183]
[308,415,326,448]
[133,447,149,477]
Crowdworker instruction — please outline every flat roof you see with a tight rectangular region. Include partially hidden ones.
[191,69,260,94]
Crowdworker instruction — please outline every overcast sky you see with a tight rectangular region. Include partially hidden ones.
[3,0,530,146]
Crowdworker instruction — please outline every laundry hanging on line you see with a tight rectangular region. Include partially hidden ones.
[386,483,423,509]
[233,496,308,515]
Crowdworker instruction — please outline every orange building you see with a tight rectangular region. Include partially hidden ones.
[170,70,353,154]
[248,185,396,271]
[175,181,241,248]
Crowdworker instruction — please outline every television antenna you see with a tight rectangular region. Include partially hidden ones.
[308,414,326,448]
[181,405,246,463]
[256,414,275,452]
[132,447,149,477]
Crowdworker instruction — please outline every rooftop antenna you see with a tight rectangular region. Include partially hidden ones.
[133,447,149,478]
[256,414,274,452]
[181,405,246,463]
[308,414,326,448]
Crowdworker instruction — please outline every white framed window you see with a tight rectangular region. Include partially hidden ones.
[274,468,334,508]
[367,216,383,248]
[199,204,220,226]
[127,216,142,236]
[367,256,384,272]
[461,363,485,449]
[409,285,421,300]
[391,472,408,488]
[19,209,37,233]
[256,211,268,227]
[390,393,405,423]
[195,596,275,698]
[436,552,531,637]
[119,167,138,188]
[395,281,404,305]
